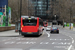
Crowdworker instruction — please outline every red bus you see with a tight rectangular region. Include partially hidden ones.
[20,16,44,36]
[44,22,48,27]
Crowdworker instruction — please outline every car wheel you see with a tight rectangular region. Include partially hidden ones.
[50,32,52,33]
[57,31,59,34]
[24,35,26,37]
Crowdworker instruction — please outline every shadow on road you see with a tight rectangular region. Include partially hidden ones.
[0,35,42,38]
[22,35,41,38]
[0,35,20,37]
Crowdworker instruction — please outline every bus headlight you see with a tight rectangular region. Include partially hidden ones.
[22,25,23,27]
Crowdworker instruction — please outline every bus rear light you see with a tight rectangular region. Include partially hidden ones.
[22,25,23,27]
[21,28,22,30]
[57,29,59,30]
[23,18,25,20]
[35,18,37,19]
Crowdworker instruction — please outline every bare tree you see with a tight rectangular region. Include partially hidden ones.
[8,0,35,23]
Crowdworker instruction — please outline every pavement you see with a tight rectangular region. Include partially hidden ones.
[0,30,19,36]
[64,27,75,31]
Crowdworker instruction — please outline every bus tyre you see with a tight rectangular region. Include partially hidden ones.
[38,33,40,36]
[24,35,26,37]
[40,34,42,35]
[50,32,52,33]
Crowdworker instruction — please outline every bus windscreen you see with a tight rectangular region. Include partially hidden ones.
[23,19,37,26]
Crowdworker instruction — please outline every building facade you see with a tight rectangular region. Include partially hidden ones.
[29,0,52,19]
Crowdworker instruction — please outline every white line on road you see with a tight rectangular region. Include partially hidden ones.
[46,42,49,44]
[45,32,50,37]
[50,39,70,41]
[72,40,74,43]
[16,42,21,44]
[68,45,72,50]
[61,32,74,50]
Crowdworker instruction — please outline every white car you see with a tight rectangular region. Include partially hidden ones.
[46,26,52,31]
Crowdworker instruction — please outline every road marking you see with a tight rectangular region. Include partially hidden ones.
[55,39,56,40]
[54,46,69,49]
[5,42,10,44]
[41,31,45,36]
[72,40,74,43]
[45,32,50,37]
[50,39,70,41]
[61,32,75,50]
[40,42,70,45]
[2,38,12,41]
[46,42,49,44]
[16,38,37,40]
[64,43,67,44]
[5,41,15,44]
[52,42,55,44]
[40,42,49,44]
[40,42,43,44]
[10,42,36,44]
[60,39,61,40]
[68,45,72,50]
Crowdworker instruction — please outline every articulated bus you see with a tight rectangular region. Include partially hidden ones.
[20,16,44,36]
[44,21,48,27]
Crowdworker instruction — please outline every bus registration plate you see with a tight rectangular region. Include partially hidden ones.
[28,32,32,34]
[54,30,56,32]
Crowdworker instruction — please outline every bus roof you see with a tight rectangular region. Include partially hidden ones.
[21,16,28,18]
[21,16,38,19]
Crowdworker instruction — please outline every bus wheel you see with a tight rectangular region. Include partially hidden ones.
[23,35,25,37]
[40,33,42,35]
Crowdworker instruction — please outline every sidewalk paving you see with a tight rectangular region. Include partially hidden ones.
[64,27,75,31]
[0,30,19,36]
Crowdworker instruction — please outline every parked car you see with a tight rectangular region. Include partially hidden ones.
[50,27,59,34]
[46,26,52,31]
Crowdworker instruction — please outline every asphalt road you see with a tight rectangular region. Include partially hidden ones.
[0,25,75,50]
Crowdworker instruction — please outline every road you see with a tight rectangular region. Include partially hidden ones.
[0,25,75,50]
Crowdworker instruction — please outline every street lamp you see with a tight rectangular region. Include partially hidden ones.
[70,0,73,29]
[20,0,22,19]
[54,14,56,20]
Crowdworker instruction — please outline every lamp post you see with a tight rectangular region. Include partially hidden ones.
[28,0,29,16]
[70,0,73,29]
[5,0,8,26]
[55,14,56,20]
[20,0,22,20]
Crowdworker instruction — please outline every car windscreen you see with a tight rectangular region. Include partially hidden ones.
[23,19,37,26]
[52,27,57,29]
